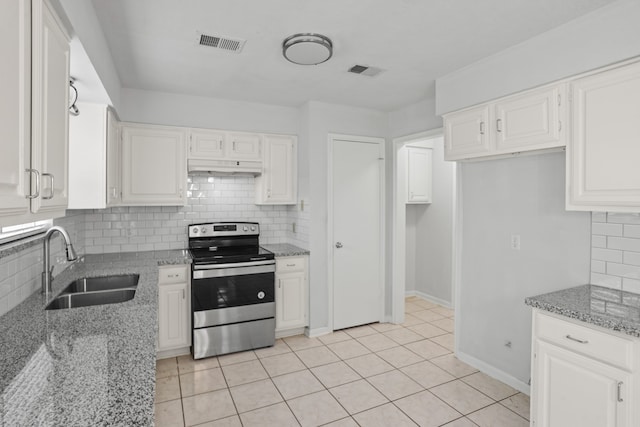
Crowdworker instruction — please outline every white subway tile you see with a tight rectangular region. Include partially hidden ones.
[608,237,640,252]
[591,273,622,289]
[607,262,640,279]
[624,224,640,239]
[591,248,623,263]
[623,251,640,266]
[607,213,640,224]
[622,278,640,294]
[592,223,623,236]
[592,212,607,223]
[592,235,607,248]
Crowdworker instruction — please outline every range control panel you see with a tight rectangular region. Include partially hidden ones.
[188,222,260,238]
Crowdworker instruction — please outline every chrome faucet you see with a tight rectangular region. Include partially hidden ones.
[42,226,78,298]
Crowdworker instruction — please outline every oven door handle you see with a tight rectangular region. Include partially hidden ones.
[193,264,275,279]
[193,259,275,270]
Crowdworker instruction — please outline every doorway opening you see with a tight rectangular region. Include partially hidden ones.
[391,129,457,324]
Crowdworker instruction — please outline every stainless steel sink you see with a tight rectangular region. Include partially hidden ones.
[45,274,139,310]
[62,274,139,293]
[46,289,137,310]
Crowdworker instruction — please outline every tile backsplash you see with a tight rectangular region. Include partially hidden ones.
[591,212,640,293]
[80,175,307,254]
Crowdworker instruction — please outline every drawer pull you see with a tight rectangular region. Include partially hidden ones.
[566,335,589,344]
[286,264,296,267]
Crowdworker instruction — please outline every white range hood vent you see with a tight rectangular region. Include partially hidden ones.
[187,159,262,176]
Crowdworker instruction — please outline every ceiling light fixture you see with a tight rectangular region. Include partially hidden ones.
[282,33,333,65]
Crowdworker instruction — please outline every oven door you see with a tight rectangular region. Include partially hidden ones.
[192,261,275,329]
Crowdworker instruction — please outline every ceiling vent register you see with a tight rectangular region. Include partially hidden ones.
[348,65,384,77]
[198,33,246,53]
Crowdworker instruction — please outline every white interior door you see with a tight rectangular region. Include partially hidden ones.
[331,136,384,330]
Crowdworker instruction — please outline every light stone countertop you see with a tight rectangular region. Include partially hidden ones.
[261,243,309,257]
[0,250,190,426]
[525,284,640,337]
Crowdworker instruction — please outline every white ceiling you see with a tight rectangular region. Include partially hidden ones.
[91,0,616,112]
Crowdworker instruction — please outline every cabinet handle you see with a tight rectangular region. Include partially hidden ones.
[182,289,185,299]
[617,381,624,402]
[42,173,54,200]
[558,121,562,132]
[286,264,296,267]
[496,119,502,133]
[233,141,236,151]
[278,279,281,289]
[267,189,271,198]
[25,169,40,199]
[179,188,183,198]
[219,140,223,151]
[479,121,485,135]
[565,334,588,344]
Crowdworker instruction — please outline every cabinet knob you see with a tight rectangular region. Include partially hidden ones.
[335,242,343,249]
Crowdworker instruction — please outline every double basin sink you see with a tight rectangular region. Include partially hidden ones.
[46,274,139,310]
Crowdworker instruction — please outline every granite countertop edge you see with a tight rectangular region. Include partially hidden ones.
[261,243,310,257]
[0,249,191,426]
[525,284,640,338]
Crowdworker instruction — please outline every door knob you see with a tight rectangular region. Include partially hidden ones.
[335,242,343,248]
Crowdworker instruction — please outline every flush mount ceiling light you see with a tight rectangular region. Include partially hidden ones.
[282,33,333,65]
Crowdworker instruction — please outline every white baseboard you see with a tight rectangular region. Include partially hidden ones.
[307,326,331,338]
[157,346,191,360]
[456,350,530,395]
[406,290,452,309]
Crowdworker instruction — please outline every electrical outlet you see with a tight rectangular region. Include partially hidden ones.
[504,340,512,348]
[510,234,521,250]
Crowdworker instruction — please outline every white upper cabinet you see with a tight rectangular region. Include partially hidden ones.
[69,104,120,209]
[444,83,566,161]
[0,0,70,228]
[406,146,432,204]
[188,128,226,159]
[444,105,491,160]
[567,60,640,212]
[494,85,565,152]
[31,0,71,216]
[0,0,31,226]
[227,132,262,160]
[121,123,187,206]
[256,134,297,205]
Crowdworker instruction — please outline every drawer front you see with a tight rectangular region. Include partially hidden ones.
[158,265,189,284]
[276,257,305,273]
[535,310,635,371]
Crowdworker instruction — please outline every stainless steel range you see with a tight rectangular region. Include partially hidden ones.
[188,222,275,359]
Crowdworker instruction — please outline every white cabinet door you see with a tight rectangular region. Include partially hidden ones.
[276,271,306,331]
[189,128,226,159]
[121,124,187,205]
[567,61,640,212]
[0,0,31,226]
[533,339,632,427]
[106,108,120,206]
[31,0,70,216]
[257,135,297,205]
[158,282,190,350]
[406,147,432,204]
[227,132,262,160]
[444,105,491,160]
[494,85,565,152]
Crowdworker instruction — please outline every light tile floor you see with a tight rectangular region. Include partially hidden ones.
[155,296,530,426]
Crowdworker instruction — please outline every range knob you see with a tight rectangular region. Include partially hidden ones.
[243,226,248,232]
[192,227,199,234]
[201,227,207,234]
[251,226,256,231]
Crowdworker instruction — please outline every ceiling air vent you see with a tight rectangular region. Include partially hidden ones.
[197,33,246,53]
[348,65,384,77]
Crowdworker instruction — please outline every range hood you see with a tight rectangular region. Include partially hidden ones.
[188,159,262,175]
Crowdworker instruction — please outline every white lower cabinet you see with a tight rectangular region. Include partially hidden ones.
[275,256,308,335]
[531,310,639,427]
[157,265,191,356]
